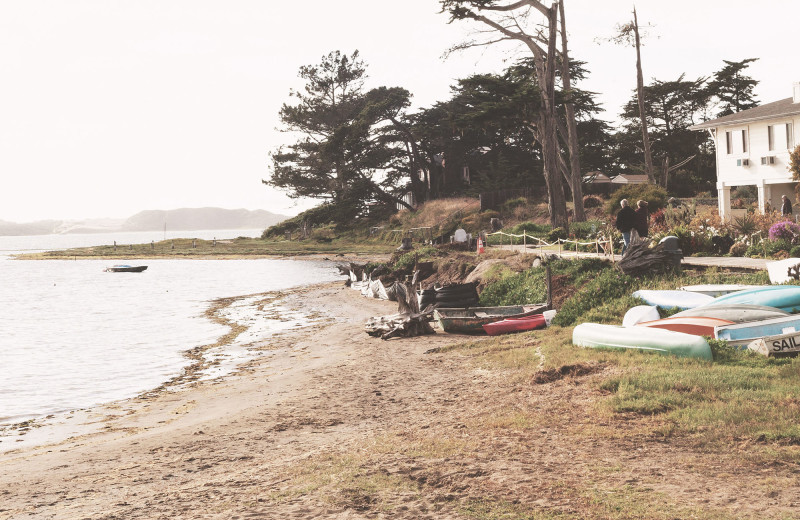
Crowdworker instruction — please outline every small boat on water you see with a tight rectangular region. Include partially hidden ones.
[635,316,734,338]
[672,304,789,323]
[632,290,714,310]
[703,285,800,313]
[680,284,767,297]
[572,323,713,360]
[714,314,800,349]
[482,313,548,336]
[434,304,548,334]
[104,265,148,273]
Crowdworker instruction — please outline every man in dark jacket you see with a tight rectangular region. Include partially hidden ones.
[782,195,793,218]
[615,199,636,255]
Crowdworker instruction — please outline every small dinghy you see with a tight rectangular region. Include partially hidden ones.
[572,323,713,360]
[671,304,789,323]
[434,304,548,334]
[104,265,148,273]
[482,312,550,336]
[714,315,800,349]
[635,316,734,338]
[703,285,800,313]
[680,284,767,297]
[632,290,714,310]
[622,305,660,327]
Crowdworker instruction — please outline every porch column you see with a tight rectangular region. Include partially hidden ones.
[717,184,731,221]
[757,181,767,214]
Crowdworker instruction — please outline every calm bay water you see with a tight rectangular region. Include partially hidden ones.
[0,231,340,426]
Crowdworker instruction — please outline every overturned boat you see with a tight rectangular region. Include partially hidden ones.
[434,304,548,334]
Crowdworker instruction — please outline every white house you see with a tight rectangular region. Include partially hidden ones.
[691,83,800,220]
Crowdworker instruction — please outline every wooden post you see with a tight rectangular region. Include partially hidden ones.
[546,263,552,310]
[523,233,527,252]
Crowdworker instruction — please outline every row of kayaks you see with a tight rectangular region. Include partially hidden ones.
[573,284,800,360]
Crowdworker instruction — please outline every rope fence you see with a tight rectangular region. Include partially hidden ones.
[485,230,616,260]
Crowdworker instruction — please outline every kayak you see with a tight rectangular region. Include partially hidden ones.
[632,289,714,310]
[635,316,734,338]
[672,304,790,323]
[714,314,800,348]
[622,305,660,327]
[482,313,547,336]
[702,285,800,313]
[572,323,713,360]
[434,304,548,334]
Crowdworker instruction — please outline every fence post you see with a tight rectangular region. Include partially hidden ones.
[523,233,527,252]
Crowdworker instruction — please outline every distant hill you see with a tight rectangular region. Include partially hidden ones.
[121,208,286,232]
[0,208,287,236]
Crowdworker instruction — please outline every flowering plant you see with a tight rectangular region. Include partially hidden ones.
[768,220,800,242]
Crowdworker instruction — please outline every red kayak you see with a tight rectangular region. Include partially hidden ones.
[482,313,546,335]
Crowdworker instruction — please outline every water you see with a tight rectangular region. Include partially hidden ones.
[0,231,341,427]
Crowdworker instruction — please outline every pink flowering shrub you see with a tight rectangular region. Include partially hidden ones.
[768,220,800,241]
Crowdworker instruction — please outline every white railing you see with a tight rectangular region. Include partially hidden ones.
[485,230,615,260]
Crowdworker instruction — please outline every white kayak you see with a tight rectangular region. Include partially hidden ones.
[672,304,790,323]
[681,284,767,297]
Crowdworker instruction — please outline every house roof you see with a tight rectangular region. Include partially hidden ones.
[690,97,800,130]
[611,174,650,184]
[582,171,611,183]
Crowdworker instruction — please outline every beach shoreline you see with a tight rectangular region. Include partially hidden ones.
[3,282,799,519]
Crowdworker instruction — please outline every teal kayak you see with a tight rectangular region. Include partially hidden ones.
[572,323,713,360]
[702,285,800,313]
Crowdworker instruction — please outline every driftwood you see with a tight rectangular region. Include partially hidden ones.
[365,273,435,340]
[617,239,681,276]
[788,263,800,281]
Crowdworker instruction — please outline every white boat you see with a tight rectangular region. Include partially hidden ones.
[622,305,660,327]
[673,304,790,323]
[680,284,766,297]
[747,332,800,357]
[632,290,714,310]
[714,315,800,348]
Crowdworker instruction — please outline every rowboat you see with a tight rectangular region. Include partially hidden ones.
[703,285,800,313]
[672,304,789,323]
[680,284,766,297]
[572,323,713,360]
[635,316,734,338]
[104,265,148,273]
[434,304,548,334]
[714,315,800,348]
[632,290,714,310]
[622,305,660,326]
[483,313,547,335]
[747,331,800,357]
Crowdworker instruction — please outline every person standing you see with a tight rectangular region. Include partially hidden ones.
[781,195,793,217]
[634,200,649,238]
[615,199,636,255]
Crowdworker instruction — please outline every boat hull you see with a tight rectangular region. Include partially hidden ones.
[482,314,547,336]
[704,285,800,313]
[714,315,800,348]
[748,332,800,357]
[680,284,766,297]
[572,323,713,360]
[632,290,714,310]
[622,305,660,327]
[434,304,547,334]
[105,265,148,273]
[635,316,734,338]
[672,304,790,323]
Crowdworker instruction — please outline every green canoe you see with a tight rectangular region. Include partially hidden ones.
[572,323,713,360]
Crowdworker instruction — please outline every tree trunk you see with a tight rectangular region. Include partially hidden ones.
[558,0,586,222]
[633,7,656,183]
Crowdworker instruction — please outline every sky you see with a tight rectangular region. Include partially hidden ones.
[0,0,797,223]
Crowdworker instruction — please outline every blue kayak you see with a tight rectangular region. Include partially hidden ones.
[702,285,800,313]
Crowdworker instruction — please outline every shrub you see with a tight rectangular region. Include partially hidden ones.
[790,245,800,258]
[605,184,669,215]
[582,194,604,208]
[499,197,528,214]
[569,220,603,239]
[729,241,748,257]
[547,227,568,243]
[768,220,800,241]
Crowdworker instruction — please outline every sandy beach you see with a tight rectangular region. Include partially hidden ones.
[2,282,799,519]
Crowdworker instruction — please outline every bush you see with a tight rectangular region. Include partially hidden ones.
[790,245,800,258]
[569,220,603,239]
[499,197,528,214]
[547,227,568,243]
[729,241,748,257]
[582,194,604,208]
[768,220,800,241]
[605,184,669,215]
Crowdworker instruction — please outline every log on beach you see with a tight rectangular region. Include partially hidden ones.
[365,280,435,340]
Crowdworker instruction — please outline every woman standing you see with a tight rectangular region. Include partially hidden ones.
[634,200,649,238]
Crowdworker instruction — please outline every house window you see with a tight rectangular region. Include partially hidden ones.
[768,125,775,151]
[725,131,732,154]
[741,129,748,153]
[787,123,794,150]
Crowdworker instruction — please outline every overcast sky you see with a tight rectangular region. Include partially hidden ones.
[1,0,797,222]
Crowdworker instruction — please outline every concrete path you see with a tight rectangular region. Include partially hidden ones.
[489,244,769,271]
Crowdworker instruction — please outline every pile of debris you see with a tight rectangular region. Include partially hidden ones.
[365,274,435,340]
